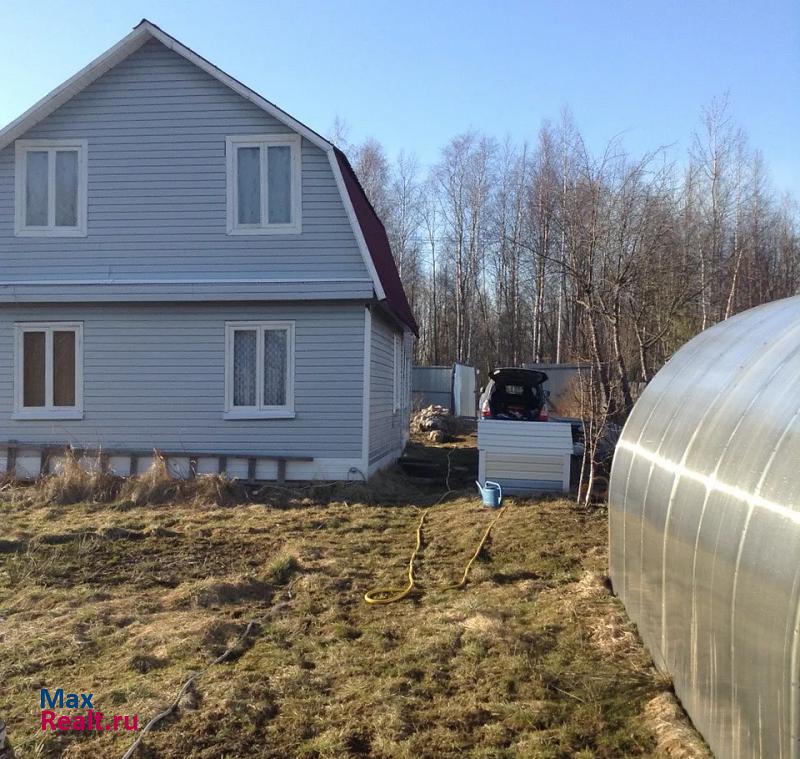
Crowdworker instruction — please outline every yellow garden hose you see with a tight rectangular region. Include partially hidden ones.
[364,503,509,605]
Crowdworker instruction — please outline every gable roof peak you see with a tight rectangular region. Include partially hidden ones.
[0,21,417,334]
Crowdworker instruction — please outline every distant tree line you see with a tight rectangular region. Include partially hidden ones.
[334,96,799,422]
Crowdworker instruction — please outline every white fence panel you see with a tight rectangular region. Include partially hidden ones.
[453,363,477,417]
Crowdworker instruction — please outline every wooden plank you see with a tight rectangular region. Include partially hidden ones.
[479,444,573,457]
[478,436,572,450]
[479,425,570,437]
[0,439,314,462]
[478,419,571,434]
[0,440,318,483]
[6,441,17,478]
[485,456,565,473]
[562,452,571,492]
[485,452,563,463]
[495,478,564,494]
[483,452,566,464]
[486,468,564,481]
[479,434,572,453]
[479,422,570,432]
[40,447,50,476]
[478,430,571,441]
[486,461,564,477]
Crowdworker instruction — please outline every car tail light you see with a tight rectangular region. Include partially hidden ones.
[538,406,549,422]
[481,399,491,418]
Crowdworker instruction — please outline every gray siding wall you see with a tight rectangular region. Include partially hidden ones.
[0,302,364,458]
[0,280,374,304]
[368,309,404,465]
[0,39,368,285]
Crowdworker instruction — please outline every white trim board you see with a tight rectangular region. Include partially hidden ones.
[327,152,386,300]
[0,19,386,303]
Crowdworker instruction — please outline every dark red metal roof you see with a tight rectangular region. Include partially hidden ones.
[334,148,419,336]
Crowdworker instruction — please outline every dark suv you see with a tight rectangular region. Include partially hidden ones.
[479,368,549,421]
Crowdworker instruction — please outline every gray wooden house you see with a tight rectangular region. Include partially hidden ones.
[0,20,417,482]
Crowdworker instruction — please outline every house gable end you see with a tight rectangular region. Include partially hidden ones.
[0,20,418,333]
[0,37,373,292]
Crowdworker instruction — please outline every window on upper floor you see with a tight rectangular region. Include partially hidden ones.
[224,321,295,419]
[14,322,83,420]
[226,134,301,235]
[15,140,87,237]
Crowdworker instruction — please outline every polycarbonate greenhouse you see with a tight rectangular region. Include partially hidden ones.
[609,296,800,759]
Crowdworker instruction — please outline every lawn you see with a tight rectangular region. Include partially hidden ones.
[0,437,707,758]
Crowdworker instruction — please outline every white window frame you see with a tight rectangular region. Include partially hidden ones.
[225,134,302,235]
[13,322,84,420]
[224,321,295,419]
[14,139,88,237]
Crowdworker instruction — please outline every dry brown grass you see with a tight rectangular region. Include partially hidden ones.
[644,692,712,757]
[118,454,246,507]
[29,449,122,505]
[14,451,248,512]
[0,438,707,758]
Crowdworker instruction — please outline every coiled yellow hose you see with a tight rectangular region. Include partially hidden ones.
[364,503,509,605]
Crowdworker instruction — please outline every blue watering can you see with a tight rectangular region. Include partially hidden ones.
[476,480,503,508]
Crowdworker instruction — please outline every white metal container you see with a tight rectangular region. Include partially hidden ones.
[478,419,572,494]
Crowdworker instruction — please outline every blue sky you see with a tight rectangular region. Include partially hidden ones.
[2,0,798,193]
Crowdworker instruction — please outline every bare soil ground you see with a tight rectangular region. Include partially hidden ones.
[0,434,708,758]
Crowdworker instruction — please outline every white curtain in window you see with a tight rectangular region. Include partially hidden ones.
[233,330,257,406]
[55,150,78,227]
[237,147,261,225]
[263,329,287,406]
[26,151,48,226]
[267,145,291,224]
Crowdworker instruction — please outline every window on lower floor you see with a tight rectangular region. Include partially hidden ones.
[225,321,295,418]
[14,322,83,419]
